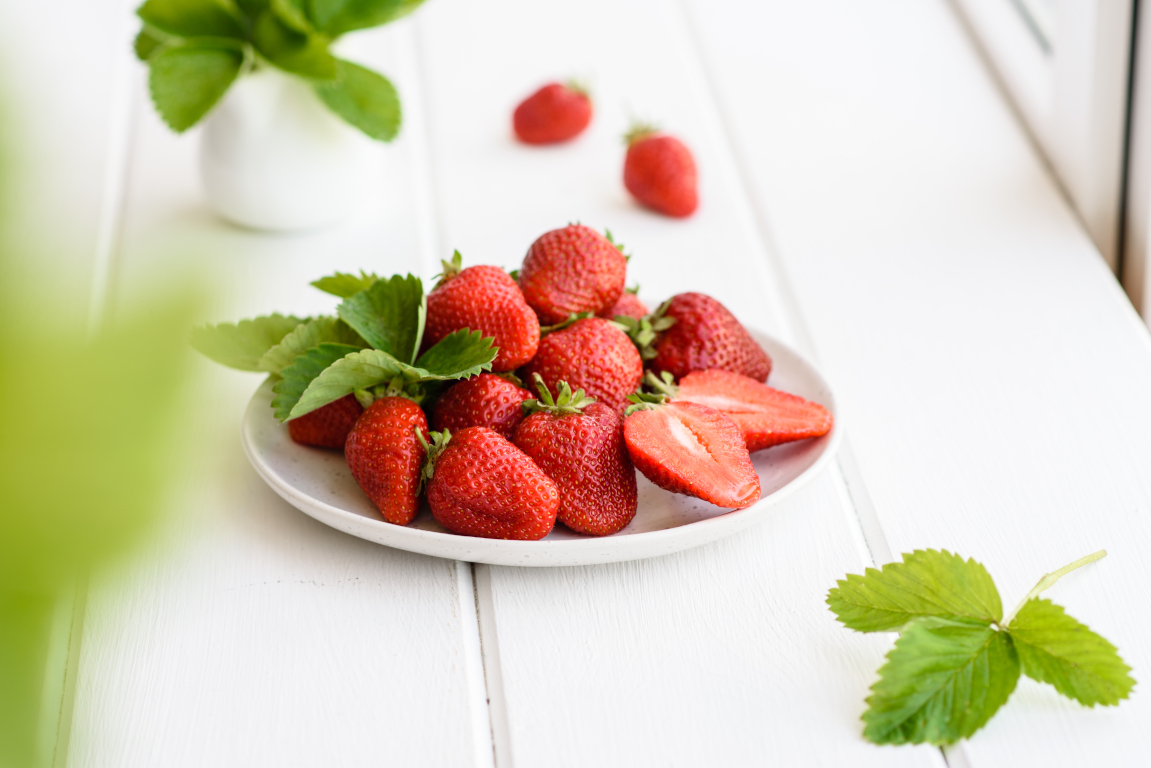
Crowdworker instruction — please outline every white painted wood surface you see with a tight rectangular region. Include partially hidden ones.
[17,0,1148,765]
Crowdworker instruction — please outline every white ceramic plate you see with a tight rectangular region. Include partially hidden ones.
[241,330,841,567]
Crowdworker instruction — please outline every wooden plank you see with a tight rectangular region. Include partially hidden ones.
[415,0,942,764]
[685,0,1151,764]
[65,24,492,768]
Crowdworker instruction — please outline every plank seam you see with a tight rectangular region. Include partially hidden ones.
[473,564,514,768]
[458,562,497,768]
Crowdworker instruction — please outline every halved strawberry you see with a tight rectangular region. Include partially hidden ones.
[657,370,833,451]
[623,395,760,509]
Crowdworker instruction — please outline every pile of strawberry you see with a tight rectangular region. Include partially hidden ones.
[193,224,832,541]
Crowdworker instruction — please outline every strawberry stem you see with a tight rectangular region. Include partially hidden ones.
[1003,550,1108,626]
[522,373,597,416]
[416,428,451,490]
[433,250,464,289]
[623,121,660,146]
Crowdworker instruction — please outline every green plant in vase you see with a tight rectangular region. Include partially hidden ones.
[134,0,425,141]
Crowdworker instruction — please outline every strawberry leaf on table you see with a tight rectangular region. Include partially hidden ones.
[414,329,498,379]
[251,11,337,80]
[134,26,167,60]
[315,60,401,141]
[137,0,247,39]
[147,41,246,132]
[863,618,1019,746]
[256,316,367,374]
[337,274,425,364]
[827,549,1002,632]
[1008,599,1135,706]
[829,549,1134,747]
[272,342,363,421]
[311,270,380,298]
[190,313,307,371]
[309,0,427,36]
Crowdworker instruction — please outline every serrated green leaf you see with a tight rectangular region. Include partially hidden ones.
[863,618,1020,745]
[271,0,312,31]
[147,42,245,132]
[336,274,424,363]
[311,270,379,298]
[256,316,366,374]
[309,0,427,36]
[827,549,1003,632]
[134,26,167,60]
[137,0,246,39]
[272,342,362,420]
[414,329,497,379]
[252,11,337,79]
[288,347,412,419]
[1008,599,1135,706]
[190,313,306,370]
[315,59,401,141]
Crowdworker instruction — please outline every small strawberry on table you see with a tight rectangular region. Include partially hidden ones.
[623,124,699,218]
[513,81,593,145]
[513,375,638,536]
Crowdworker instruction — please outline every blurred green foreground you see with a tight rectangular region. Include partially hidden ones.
[0,126,196,766]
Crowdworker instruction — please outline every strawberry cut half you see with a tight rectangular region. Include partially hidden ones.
[623,399,760,509]
[675,369,833,452]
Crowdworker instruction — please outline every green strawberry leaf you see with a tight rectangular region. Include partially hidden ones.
[414,329,497,379]
[147,41,245,132]
[311,270,380,298]
[309,0,427,36]
[256,316,366,374]
[336,274,424,363]
[252,11,337,80]
[827,549,1003,632]
[190,313,307,371]
[314,59,401,141]
[235,0,270,19]
[272,342,362,420]
[287,347,414,419]
[270,0,312,32]
[1008,598,1135,706]
[863,618,1020,745]
[137,0,246,39]
[134,26,167,60]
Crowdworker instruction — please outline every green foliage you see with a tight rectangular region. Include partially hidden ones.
[827,549,1002,632]
[863,619,1019,745]
[828,550,1134,746]
[1010,599,1135,706]
[413,328,497,379]
[271,342,362,420]
[147,41,245,132]
[190,312,307,370]
[309,0,427,36]
[315,60,401,141]
[137,0,246,39]
[134,0,422,137]
[337,273,424,363]
[311,270,379,297]
[256,316,366,374]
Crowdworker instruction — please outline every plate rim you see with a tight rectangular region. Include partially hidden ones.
[241,329,842,567]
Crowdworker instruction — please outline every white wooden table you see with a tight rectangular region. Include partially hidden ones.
[10,1,1151,766]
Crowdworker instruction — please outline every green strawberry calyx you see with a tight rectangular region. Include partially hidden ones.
[616,299,675,360]
[433,250,464,289]
[522,374,597,417]
[416,428,451,490]
[623,121,660,146]
[539,311,595,336]
[642,370,679,398]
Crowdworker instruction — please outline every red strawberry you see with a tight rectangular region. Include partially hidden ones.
[518,224,627,324]
[597,287,648,320]
[424,251,540,371]
[643,293,772,382]
[344,397,429,525]
[623,125,698,218]
[513,376,637,535]
[513,82,593,145]
[623,395,760,509]
[521,317,643,412]
[432,373,533,440]
[420,427,559,540]
[287,394,364,448]
[658,370,833,451]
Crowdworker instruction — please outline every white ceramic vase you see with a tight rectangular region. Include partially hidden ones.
[200,67,370,232]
